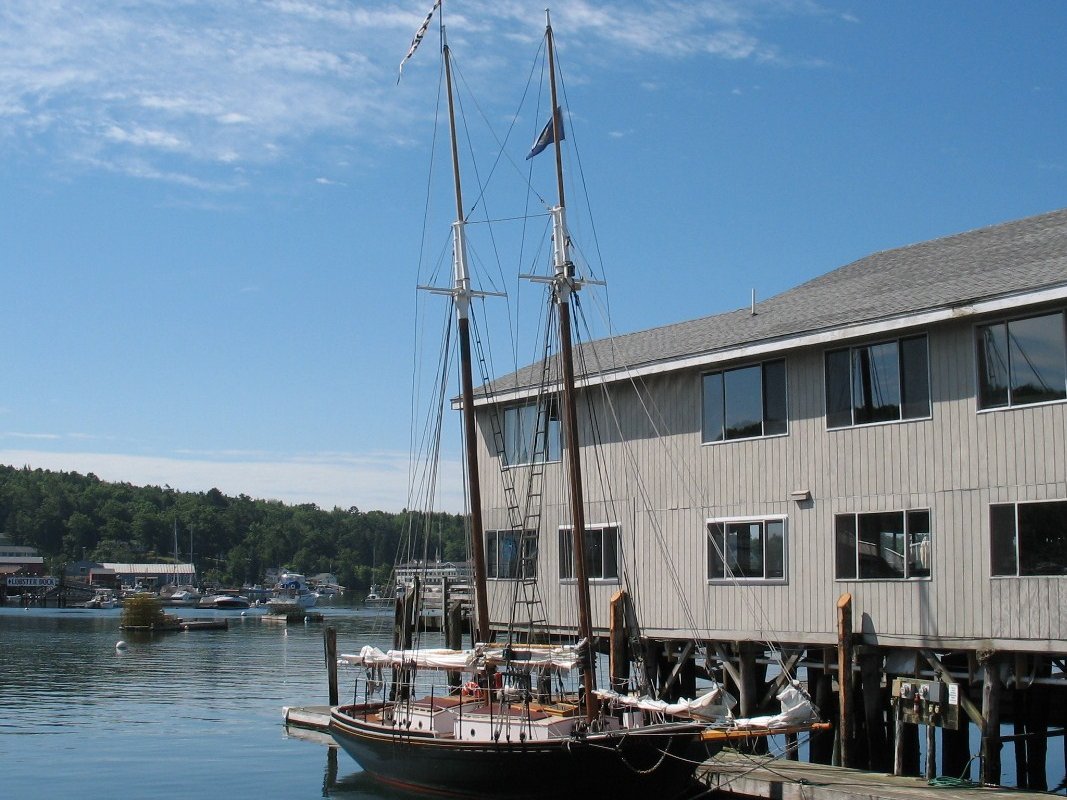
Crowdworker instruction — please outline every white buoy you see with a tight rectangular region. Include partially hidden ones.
[115,640,128,651]
[240,611,246,616]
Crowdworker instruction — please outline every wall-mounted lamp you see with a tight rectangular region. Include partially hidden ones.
[790,489,812,503]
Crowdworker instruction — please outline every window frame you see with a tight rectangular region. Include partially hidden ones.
[502,398,561,467]
[558,524,620,583]
[484,529,536,580]
[834,509,932,581]
[989,499,1067,578]
[975,311,1067,412]
[705,515,788,584]
[824,334,931,430]
[701,358,789,444]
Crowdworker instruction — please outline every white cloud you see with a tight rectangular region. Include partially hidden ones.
[0,1,816,188]
[0,448,464,513]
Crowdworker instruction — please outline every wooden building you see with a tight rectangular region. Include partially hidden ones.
[469,208,1067,787]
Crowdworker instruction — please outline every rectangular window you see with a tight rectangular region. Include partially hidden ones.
[485,530,536,579]
[825,335,930,428]
[503,399,561,466]
[834,510,931,580]
[707,518,786,581]
[702,359,788,443]
[558,525,619,581]
[990,501,1067,576]
[977,312,1067,410]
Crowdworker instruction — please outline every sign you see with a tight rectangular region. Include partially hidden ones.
[5,576,57,588]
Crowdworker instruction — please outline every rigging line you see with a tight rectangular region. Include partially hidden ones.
[579,291,798,683]
[553,51,609,286]
[569,299,703,643]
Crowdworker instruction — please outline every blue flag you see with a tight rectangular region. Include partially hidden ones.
[526,107,564,160]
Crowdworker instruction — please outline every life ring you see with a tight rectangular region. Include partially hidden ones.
[461,681,483,699]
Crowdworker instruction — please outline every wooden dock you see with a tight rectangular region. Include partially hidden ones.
[699,750,1052,800]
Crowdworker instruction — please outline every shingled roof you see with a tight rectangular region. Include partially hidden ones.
[484,208,1067,397]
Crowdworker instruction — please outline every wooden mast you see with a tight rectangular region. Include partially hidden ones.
[443,32,491,646]
[545,12,597,723]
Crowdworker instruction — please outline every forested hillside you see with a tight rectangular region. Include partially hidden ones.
[0,464,467,591]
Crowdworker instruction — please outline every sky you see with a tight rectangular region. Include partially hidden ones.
[1,0,1065,513]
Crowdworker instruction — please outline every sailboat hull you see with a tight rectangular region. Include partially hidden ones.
[331,704,714,798]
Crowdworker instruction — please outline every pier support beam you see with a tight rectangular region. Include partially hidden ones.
[979,650,1002,786]
[324,626,338,706]
[836,593,854,768]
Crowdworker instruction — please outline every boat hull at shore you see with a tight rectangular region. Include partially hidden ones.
[330,702,711,798]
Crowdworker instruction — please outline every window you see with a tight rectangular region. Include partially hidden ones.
[825,335,930,428]
[558,525,619,581]
[990,501,1067,576]
[977,312,1067,409]
[707,518,785,581]
[485,530,536,579]
[503,400,561,466]
[703,359,787,442]
[835,510,931,580]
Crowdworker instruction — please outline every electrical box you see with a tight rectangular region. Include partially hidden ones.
[891,677,959,730]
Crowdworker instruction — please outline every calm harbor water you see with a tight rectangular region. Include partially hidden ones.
[4,603,1063,797]
[0,602,419,799]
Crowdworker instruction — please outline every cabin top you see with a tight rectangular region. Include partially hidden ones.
[483,207,1067,400]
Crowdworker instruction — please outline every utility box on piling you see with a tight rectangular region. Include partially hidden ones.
[891,677,959,729]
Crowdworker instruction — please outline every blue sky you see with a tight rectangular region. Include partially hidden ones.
[1,1,1064,512]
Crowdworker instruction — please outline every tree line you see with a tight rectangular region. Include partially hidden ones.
[0,464,468,592]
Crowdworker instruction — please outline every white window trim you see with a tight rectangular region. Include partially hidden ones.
[705,514,789,585]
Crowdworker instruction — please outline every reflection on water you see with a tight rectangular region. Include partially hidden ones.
[0,604,403,799]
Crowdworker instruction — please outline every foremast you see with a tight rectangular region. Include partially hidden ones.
[441,32,492,646]
[544,13,597,724]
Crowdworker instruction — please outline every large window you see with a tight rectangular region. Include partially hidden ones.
[503,400,561,466]
[977,312,1067,409]
[835,510,931,580]
[826,335,930,428]
[990,501,1067,576]
[559,525,619,581]
[485,530,536,579]
[703,359,787,442]
[707,518,786,581]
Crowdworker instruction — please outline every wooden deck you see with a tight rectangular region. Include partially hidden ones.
[700,750,1050,800]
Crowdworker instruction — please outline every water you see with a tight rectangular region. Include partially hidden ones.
[0,603,415,799]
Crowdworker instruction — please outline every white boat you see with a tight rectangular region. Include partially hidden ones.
[83,588,117,609]
[266,572,318,612]
[201,593,251,609]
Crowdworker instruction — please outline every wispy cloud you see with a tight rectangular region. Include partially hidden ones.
[0,1,818,189]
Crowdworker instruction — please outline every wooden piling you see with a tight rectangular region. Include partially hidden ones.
[609,590,629,692]
[980,650,1002,786]
[324,625,338,706]
[836,593,853,768]
[859,648,888,772]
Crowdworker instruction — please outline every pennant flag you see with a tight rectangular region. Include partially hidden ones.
[526,107,565,160]
[397,0,442,83]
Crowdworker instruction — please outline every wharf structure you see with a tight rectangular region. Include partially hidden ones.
[470,208,1067,788]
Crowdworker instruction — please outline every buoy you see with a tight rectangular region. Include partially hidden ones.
[115,640,128,651]
[240,611,246,616]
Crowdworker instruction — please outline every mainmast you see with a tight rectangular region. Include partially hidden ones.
[443,33,492,646]
[545,13,597,723]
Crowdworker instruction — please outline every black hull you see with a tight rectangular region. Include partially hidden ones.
[331,706,716,799]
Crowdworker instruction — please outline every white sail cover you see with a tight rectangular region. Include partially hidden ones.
[339,644,580,673]
[595,681,817,728]
[594,682,731,719]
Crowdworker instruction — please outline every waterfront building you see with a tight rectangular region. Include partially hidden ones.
[469,208,1067,782]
